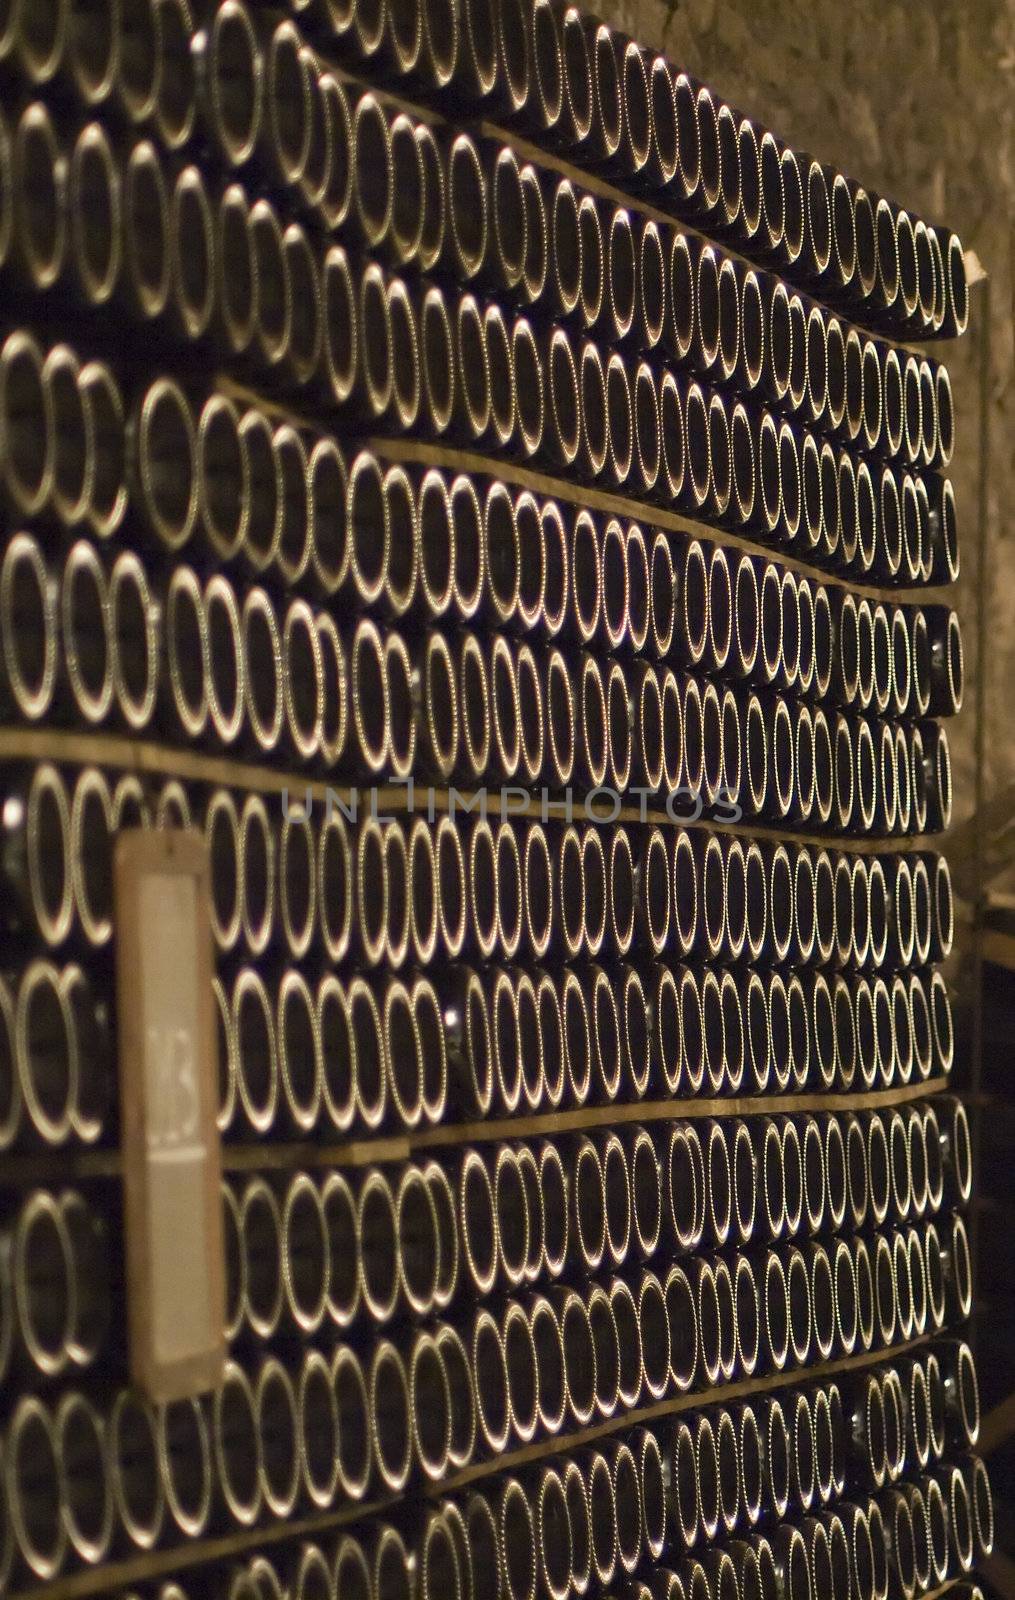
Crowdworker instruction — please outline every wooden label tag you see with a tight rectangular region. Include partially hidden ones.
[114,828,225,1402]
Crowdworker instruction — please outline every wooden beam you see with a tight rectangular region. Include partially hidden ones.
[980,1388,1015,1454]
[982,928,1015,974]
[983,1550,1015,1600]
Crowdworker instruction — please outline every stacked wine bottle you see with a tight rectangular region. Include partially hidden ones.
[0,1,988,1598]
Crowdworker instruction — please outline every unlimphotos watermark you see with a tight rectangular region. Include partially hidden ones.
[280,781,743,825]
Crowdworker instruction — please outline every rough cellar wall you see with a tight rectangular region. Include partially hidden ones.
[605,0,1015,887]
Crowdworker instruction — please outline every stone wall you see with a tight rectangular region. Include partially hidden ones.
[612,0,1015,876]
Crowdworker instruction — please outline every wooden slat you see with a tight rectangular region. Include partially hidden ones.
[303,34,941,369]
[0,727,933,855]
[214,365,951,611]
[8,1327,939,1600]
[0,1075,948,1185]
[368,431,951,609]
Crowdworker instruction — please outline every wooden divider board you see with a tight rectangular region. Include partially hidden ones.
[113,830,225,1403]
